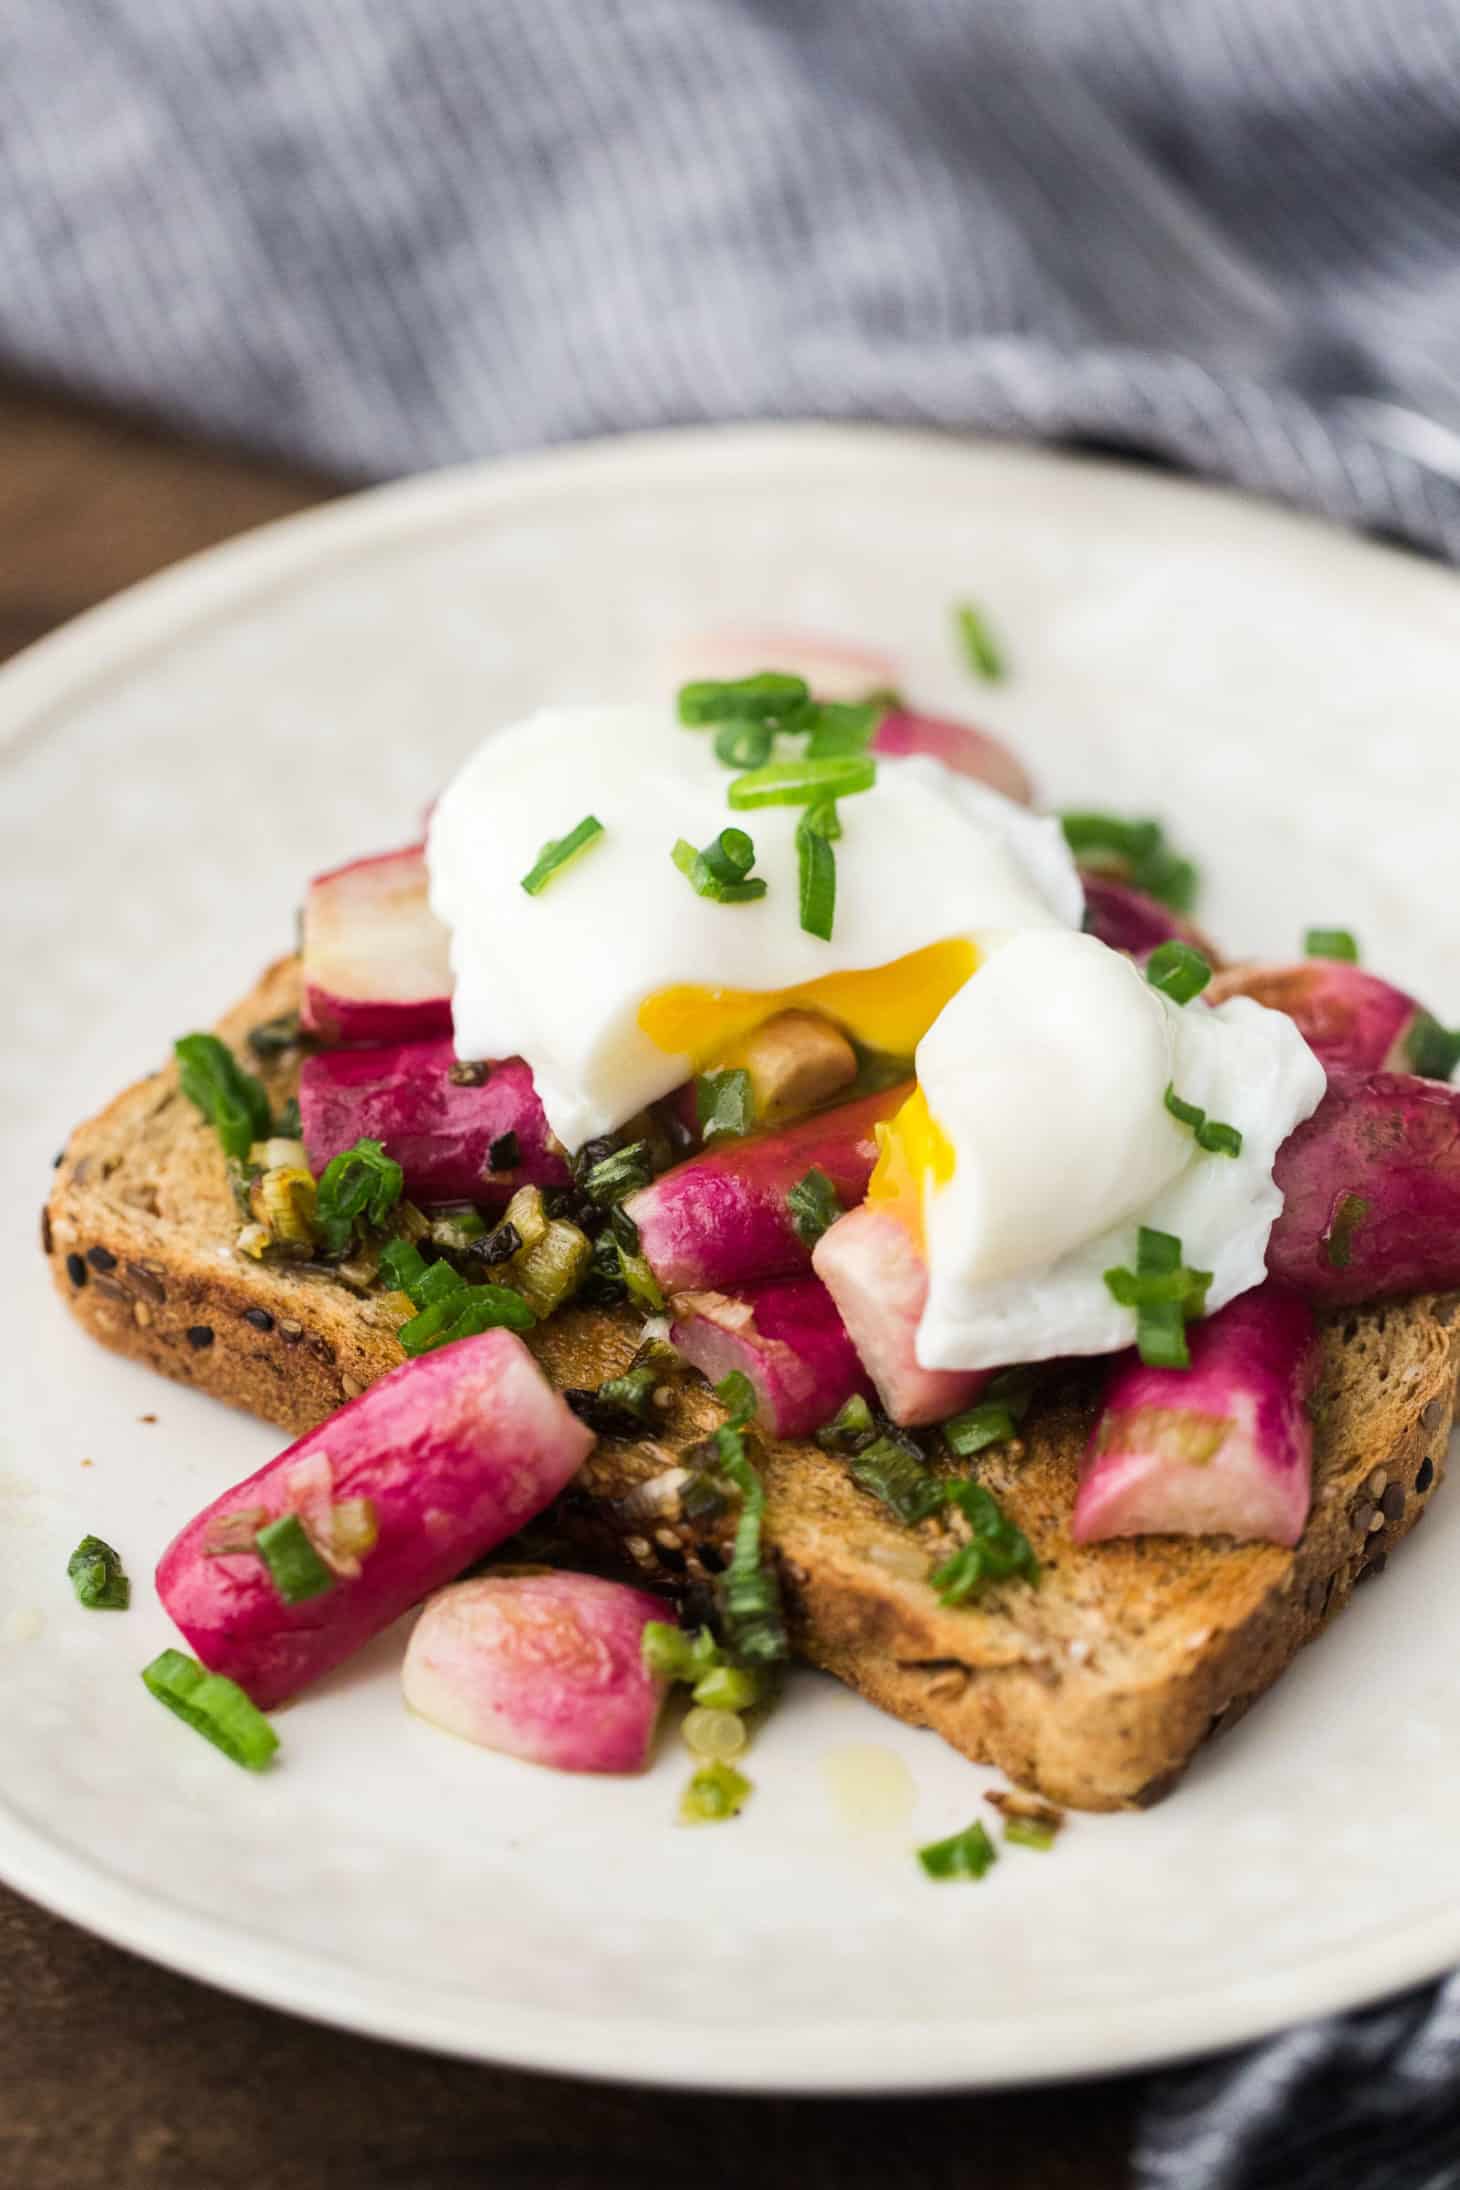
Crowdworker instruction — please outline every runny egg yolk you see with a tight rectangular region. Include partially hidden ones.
[636,937,978,1074]
[867,1085,956,1250]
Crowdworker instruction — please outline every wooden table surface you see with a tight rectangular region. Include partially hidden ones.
[0,376,1140,2190]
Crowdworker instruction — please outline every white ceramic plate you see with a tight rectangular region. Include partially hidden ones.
[5,425,1460,2093]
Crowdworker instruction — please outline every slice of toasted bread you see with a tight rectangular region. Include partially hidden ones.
[44,958,1460,1810]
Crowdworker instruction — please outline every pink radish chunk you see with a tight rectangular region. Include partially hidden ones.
[1080,875,1220,966]
[872,707,1033,807]
[671,1276,874,1438]
[664,627,899,703]
[301,844,453,1043]
[403,1571,674,1774]
[813,1202,990,1428]
[156,1332,595,1708]
[1268,1071,1460,1303]
[1073,1288,1319,1546]
[299,1039,569,1208]
[625,1083,911,1293]
[1208,962,1421,1077]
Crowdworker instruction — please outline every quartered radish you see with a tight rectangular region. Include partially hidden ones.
[300,843,453,1043]
[670,1275,874,1438]
[812,1201,990,1427]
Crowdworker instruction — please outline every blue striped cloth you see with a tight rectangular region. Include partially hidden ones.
[4,5,1460,2181]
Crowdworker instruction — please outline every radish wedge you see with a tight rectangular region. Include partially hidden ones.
[663,627,899,703]
[157,1331,594,1708]
[671,1275,874,1438]
[403,1571,674,1773]
[1208,961,1435,1077]
[873,707,1032,807]
[1268,1071,1460,1303]
[1081,875,1221,966]
[301,844,453,1043]
[812,1202,990,1428]
[1073,1288,1319,1546]
[625,1083,911,1293]
[299,1039,569,1208]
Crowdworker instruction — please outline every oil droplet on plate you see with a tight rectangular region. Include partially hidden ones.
[819,1743,916,1832]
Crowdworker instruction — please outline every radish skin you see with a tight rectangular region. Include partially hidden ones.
[1208,962,1423,1076]
[663,627,899,703]
[1080,874,1221,966]
[403,1571,673,1774]
[1268,1071,1460,1303]
[301,844,453,1043]
[812,1202,990,1427]
[873,707,1033,807]
[1073,1288,1319,1546]
[157,1332,594,1707]
[299,1038,569,1208]
[670,1275,874,1438]
[625,1083,911,1293]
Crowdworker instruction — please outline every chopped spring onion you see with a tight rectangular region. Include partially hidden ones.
[918,1817,998,1880]
[141,1648,279,1771]
[805,701,880,757]
[616,1240,666,1313]
[1305,926,1359,964]
[690,1661,762,1711]
[582,1139,656,1207]
[174,1032,272,1162]
[1060,812,1199,914]
[594,1358,671,1426]
[378,1237,430,1296]
[677,672,811,729]
[314,1137,403,1257]
[1145,940,1212,1006]
[488,1130,521,1172]
[696,1068,756,1145]
[1003,1816,1057,1851]
[1323,1191,1370,1271]
[679,1759,752,1823]
[520,814,604,896]
[930,1481,1039,1605]
[1103,1226,1212,1369]
[943,1366,1037,1458]
[681,1705,749,1762]
[786,1164,843,1247]
[66,1534,130,1611]
[849,1434,946,1526]
[671,828,767,904]
[1163,1083,1243,1158]
[815,1392,877,1452]
[643,1623,765,1709]
[255,1513,335,1605]
[713,719,775,770]
[953,598,1006,683]
[726,754,876,810]
[716,1367,758,1426]
[714,1424,787,1665]
[1406,1012,1460,1081]
[396,1258,537,1356]
[795,800,838,941]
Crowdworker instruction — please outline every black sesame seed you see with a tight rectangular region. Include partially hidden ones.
[1380,1482,1406,1522]
[52,1149,65,1169]
[86,1245,118,1272]
[242,1306,274,1332]
[65,1252,87,1288]
[185,1324,214,1350]
[1417,1457,1435,1494]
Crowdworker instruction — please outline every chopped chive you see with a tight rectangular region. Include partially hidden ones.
[582,1139,655,1207]
[796,800,838,941]
[141,1648,279,1771]
[1103,1226,1212,1368]
[696,1068,756,1145]
[805,702,880,758]
[679,1759,752,1823]
[716,1368,758,1427]
[786,1164,843,1247]
[488,1130,521,1172]
[1323,1191,1370,1271]
[1003,1817,1057,1851]
[1146,940,1212,1005]
[1305,927,1359,964]
[414,1257,467,1307]
[314,1137,404,1257]
[67,1534,130,1611]
[849,1434,946,1526]
[816,1393,877,1452]
[615,1240,666,1312]
[174,1033,272,1162]
[918,1818,998,1880]
[671,828,768,904]
[953,599,1005,683]
[396,1279,536,1356]
[714,1423,787,1664]
[727,754,876,810]
[378,1237,428,1296]
[1163,1083,1243,1158]
[255,1513,335,1605]
[691,1662,762,1711]
[1060,812,1199,914]
[1405,1011,1460,1082]
[713,720,775,770]
[930,1481,1039,1605]
[943,1403,1018,1458]
[520,814,604,896]
[677,673,811,729]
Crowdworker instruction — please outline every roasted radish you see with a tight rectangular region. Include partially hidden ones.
[1208,961,1456,1079]
[300,844,453,1043]
[812,1203,991,1427]
[873,707,1032,807]
[1081,875,1220,966]
[670,1275,874,1438]
[156,1332,594,1707]
[1073,1287,1319,1546]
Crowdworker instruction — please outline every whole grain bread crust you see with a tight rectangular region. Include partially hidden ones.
[44,957,1460,1810]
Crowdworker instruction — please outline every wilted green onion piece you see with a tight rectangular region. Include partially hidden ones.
[918,1817,998,1880]
[1405,1012,1460,1081]
[696,1068,756,1145]
[1145,940,1212,1006]
[677,672,811,728]
[1163,1083,1243,1158]
[520,814,604,896]
[67,1534,130,1611]
[314,1137,404,1257]
[716,1367,758,1427]
[715,1429,788,1665]
[1104,1226,1212,1368]
[849,1435,946,1526]
[796,800,838,941]
[378,1237,429,1296]
[1324,1191,1370,1272]
[396,1257,537,1355]
[583,1139,655,1207]
[174,1033,273,1163]
[930,1481,1038,1605]
[255,1513,335,1605]
[786,1164,843,1247]
[1060,811,1199,914]
[953,599,1005,683]
[1003,1816,1057,1851]
[615,1241,665,1312]
[816,1392,876,1452]
[727,754,876,809]
[141,1648,279,1771]
[671,827,767,904]
[691,1662,761,1711]
[1304,926,1359,964]
[943,1402,1018,1458]
[680,1759,752,1824]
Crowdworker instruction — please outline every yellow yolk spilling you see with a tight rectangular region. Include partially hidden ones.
[636,937,978,1074]
[867,1084,956,1249]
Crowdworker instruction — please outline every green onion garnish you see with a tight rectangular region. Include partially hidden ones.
[615,1240,665,1312]
[677,673,811,729]
[796,800,838,941]
[255,1513,335,1605]
[66,1535,130,1611]
[1304,927,1359,963]
[930,1481,1039,1605]
[1145,940,1212,1005]
[815,1392,877,1452]
[943,1402,1018,1458]
[713,1421,787,1666]
[1405,1012,1460,1081]
[716,1368,758,1427]
[805,702,880,758]
[1323,1191,1370,1271]
[1163,1084,1243,1158]
[849,1434,946,1526]
[488,1130,520,1172]
[520,814,604,896]
[679,1759,752,1824]
[582,1139,655,1207]
[690,1662,761,1711]
[786,1164,843,1247]
[696,1068,756,1145]
[712,720,775,770]
[397,1279,537,1356]
[1104,1226,1212,1368]
[641,1621,764,1709]
[918,1818,998,1880]
[314,1137,404,1257]
[141,1648,279,1771]
[671,827,767,904]
[727,754,876,810]
[1003,1816,1057,1851]
[378,1237,429,1295]
[953,599,1006,684]
[174,1033,272,1162]
[1060,813,1198,914]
